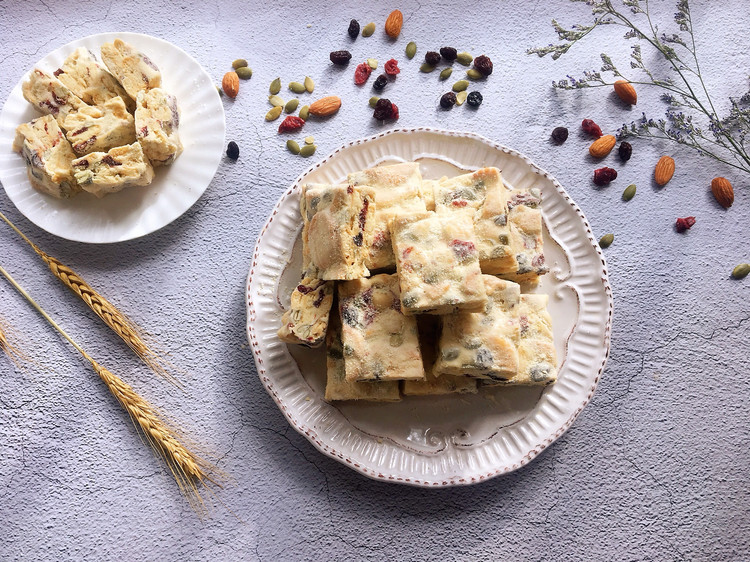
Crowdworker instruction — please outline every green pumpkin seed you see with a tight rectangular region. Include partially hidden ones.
[216,85,223,96]
[299,144,317,157]
[367,58,378,70]
[304,76,314,93]
[299,105,310,120]
[466,68,482,80]
[362,22,376,37]
[599,233,614,248]
[369,96,380,108]
[265,106,282,121]
[420,63,435,73]
[269,95,284,107]
[236,66,253,79]
[405,41,417,59]
[269,77,281,95]
[622,184,637,201]
[286,140,301,154]
[732,263,750,279]
[232,58,248,70]
[285,98,299,113]
[456,91,468,106]
[289,81,306,94]
[439,68,453,80]
[304,136,315,145]
[456,52,473,66]
[452,80,469,92]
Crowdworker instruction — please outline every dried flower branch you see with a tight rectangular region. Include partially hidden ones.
[0,265,219,515]
[528,0,750,177]
[0,211,181,387]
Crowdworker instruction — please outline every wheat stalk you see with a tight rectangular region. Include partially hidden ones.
[0,265,218,514]
[0,315,33,369]
[0,211,180,388]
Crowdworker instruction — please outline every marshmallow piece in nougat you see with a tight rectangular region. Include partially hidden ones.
[72,142,154,198]
[63,97,136,155]
[277,278,334,348]
[135,88,182,166]
[100,39,161,99]
[22,69,88,128]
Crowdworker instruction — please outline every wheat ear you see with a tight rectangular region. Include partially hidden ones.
[0,316,32,368]
[0,265,218,513]
[0,212,180,388]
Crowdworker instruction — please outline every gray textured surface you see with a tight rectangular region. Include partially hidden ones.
[1,1,749,560]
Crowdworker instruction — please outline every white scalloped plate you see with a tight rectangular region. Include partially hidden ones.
[246,128,613,487]
[0,32,225,243]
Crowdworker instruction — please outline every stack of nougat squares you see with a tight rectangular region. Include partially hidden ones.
[277,162,557,402]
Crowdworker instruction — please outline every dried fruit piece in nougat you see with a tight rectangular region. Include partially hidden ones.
[100,39,161,99]
[338,274,424,382]
[348,162,425,270]
[63,96,135,155]
[501,188,549,283]
[135,88,182,166]
[277,278,334,348]
[72,142,154,198]
[301,183,374,280]
[512,294,557,385]
[12,115,80,199]
[22,69,88,128]
[434,276,521,382]
[53,47,135,111]
[390,211,487,315]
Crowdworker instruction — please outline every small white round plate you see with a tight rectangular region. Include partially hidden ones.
[246,128,613,487]
[0,32,225,243]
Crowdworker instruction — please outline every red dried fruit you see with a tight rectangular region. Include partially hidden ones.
[373,98,394,120]
[675,216,696,233]
[389,102,399,120]
[278,115,305,133]
[593,167,617,186]
[473,54,493,76]
[449,239,477,262]
[384,59,400,75]
[582,119,603,138]
[297,284,314,294]
[354,62,372,85]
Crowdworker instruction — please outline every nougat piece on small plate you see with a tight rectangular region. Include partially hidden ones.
[100,39,161,99]
[347,162,425,270]
[301,183,374,280]
[63,96,135,155]
[390,211,487,315]
[72,142,154,198]
[500,188,549,284]
[434,276,521,382]
[338,274,424,382]
[511,294,557,385]
[324,305,401,402]
[12,115,80,199]
[53,47,135,111]
[277,278,334,348]
[135,88,182,166]
[22,69,88,128]
[402,315,477,396]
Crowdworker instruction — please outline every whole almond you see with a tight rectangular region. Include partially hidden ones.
[589,135,617,158]
[711,177,734,208]
[222,71,239,98]
[613,79,637,105]
[654,156,675,186]
[385,9,403,38]
[309,95,342,117]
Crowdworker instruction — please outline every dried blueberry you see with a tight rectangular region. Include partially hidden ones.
[473,55,493,76]
[466,91,483,107]
[439,47,457,61]
[347,19,360,39]
[373,74,388,91]
[551,126,569,144]
[425,51,441,66]
[373,98,393,120]
[226,141,239,160]
[618,141,632,162]
[329,50,352,65]
[440,91,457,109]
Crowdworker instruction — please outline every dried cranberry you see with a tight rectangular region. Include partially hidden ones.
[675,216,696,232]
[347,19,360,39]
[425,51,441,66]
[226,141,239,160]
[440,92,457,109]
[389,102,399,120]
[384,59,400,76]
[551,126,569,144]
[439,47,457,61]
[101,155,121,166]
[466,91,483,107]
[449,239,477,262]
[619,141,632,162]
[373,74,388,91]
[296,284,314,294]
[354,62,372,85]
[373,98,393,120]
[581,119,603,138]
[593,167,617,186]
[330,50,352,65]
[473,55,493,76]
[278,115,305,133]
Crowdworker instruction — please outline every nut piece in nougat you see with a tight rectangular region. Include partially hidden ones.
[338,274,425,382]
[100,39,161,99]
[301,184,374,280]
[135,88,182,166]
[347,162,425,270]
[53,47,135,111]
[501,188,549,283]
[277,278,334,348]
[434,276,521,382]
[12,115,80,199]
[390,211,487,315]
[63,96,136,155]
[72,142,154,198]
[511,294,557,385]
[22,69,88,128]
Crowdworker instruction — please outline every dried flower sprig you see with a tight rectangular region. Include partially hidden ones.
[528,0,750,177]
[0,265,219,514]
[0,211,181,387]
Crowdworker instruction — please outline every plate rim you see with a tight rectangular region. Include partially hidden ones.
[246,126,613,487]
